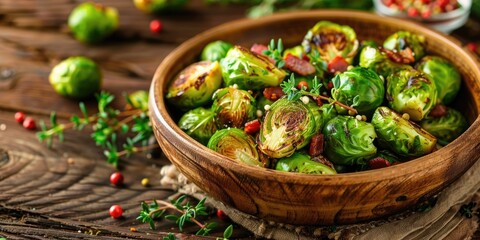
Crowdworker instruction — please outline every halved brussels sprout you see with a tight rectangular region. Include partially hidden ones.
[323,115,377,166]
[211,87,257,129]
[302,21,359,64]
[359,46,412,78]
[258,98,318,159]
[68,2,119,43]
[201,40,234,62]
[220,45,286,90]
[372,106,437,157]
[420,107,468,145]
[383,31,426,63]
[207,128,262,167]
[386,69,437,121]
[166,61,222,111]
[178,107,217,146]
[331,67,385,115]
[416,56,461,104]
[275,152,337,175]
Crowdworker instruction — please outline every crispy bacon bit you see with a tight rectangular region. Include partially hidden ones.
[368,157,391,169]
[309,134,325,157]
[250,43,269,56]
[263,86,285,101]
[284,53,316,76]
[327,56,349,74]
[244,119,261,135]
[428,104,448,118]
[381,47,415,64]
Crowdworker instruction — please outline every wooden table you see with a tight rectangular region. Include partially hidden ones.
[0,1,479,239]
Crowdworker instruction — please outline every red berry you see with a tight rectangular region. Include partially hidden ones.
[110,172,124,186]
[14,112,25,124]
[23,117,36,130]
[150,20,163,33]
[109,205,123,219]
[383,0,395,7]
[296,81,309,90]
[467,42,478,53]
[421,9,432,18]
[407,7,419,17]
[216,209,228,221]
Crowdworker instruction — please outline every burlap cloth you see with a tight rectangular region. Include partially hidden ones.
[159,158,480,240]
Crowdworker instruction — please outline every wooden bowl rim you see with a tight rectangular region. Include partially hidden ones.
[150,10,480,184]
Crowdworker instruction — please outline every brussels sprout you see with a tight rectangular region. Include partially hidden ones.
[371,106,437,157]
[166,61,222,111]
[416,56,461,104]
[302,21,359,64]
[331,67,385,115]
[211,87,256,129]
[68,2,119,43]
[309,103,337,133]
[133,0,188,13]
[49,56,102,99]
[276,152,337,175]
[323,116,377,166]
[178,107,217,145]
[386,69,437,121]
[258,98,319,158]
[359,46,412,78]
[383,31,426,63]
[353,40,378,65]
[420,107,468,145]
[207,128,262,167]
[126,90,149,111]
[220,45,286,90]
[201,40,234,62]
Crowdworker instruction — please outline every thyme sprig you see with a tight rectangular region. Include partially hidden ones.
[263,38,286,69]
[280,74,358,114]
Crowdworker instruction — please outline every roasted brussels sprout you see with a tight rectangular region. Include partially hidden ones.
[302,21,359,64]
[383,31,425,63]
[310,103,338,133]
[359,46,412,78]
[220,45,286,90]
[133,0,188,13]
[420,107,468,145]
[207,128,262,167]
[178,107,217,145]
[258,98,319,159]
[371,107,437,157]
[49,56,102,99]
[211,87,256,129]
[276,152,337,175]
[201,40,234,62]
[416,56,461,104]
[323,116,377,165]
[166,61,222,111]
[386,69,437,121]
[126,90,149,111]
[331,67,385,115]
[68,2,119,43]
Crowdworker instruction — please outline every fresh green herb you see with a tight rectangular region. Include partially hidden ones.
[163,233,176,240]
[263,38,286,69]
[459,202,478,218]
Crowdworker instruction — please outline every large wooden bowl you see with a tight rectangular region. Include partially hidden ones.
[149,10,480,225]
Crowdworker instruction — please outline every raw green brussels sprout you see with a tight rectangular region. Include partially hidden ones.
[359,46,412,78]
[201,40,234,62]
[302,21,359,64]
[211,87,256,129]
[323,116,377,165]
[178,107,217,145]
[331,67,385,115]
[127,90,149,111]
[49,56,102,99]
[386,69,437,121]
[207,128,262,167]
[371,106,437,157]
[133,0,188,13]
[166,61,222,111]
[258,98,319,159]
[220,45,286,90]
[383,31,426,63]
[276,152,337,175]
[420,107,468,145]
[416,56,461,104]
[68,2,119,43]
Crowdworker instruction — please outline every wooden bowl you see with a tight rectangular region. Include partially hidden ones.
[149,10,480,225]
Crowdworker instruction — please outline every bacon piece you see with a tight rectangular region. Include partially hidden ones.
[284,54,316,76]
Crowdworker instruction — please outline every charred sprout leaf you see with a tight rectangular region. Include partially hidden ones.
[207,128,262,167]
[386,69,437,121]
[372,106,437,157]
[68,2,119,43]
[263,38,286,68]
[420,107,468,145]
[220,45,286,90]
[331,67,384,115]
[302,21,359,64]
[359,46,412,78]
[416,56,461,104]
[383,31,426,63]
[211,87,256,129]
[166,61,223,111]
[258,98,318,159]
[276,152,337,174]
[178,107,217,146]
[201,40,234,62]
[323,115,377,166]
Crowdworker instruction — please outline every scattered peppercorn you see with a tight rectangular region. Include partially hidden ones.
[110,172,124,186]
[150,20,163,33]
[14,112,25,124]
[141,177,150,187]
[109,205,123,219]
[23,117,36,130]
